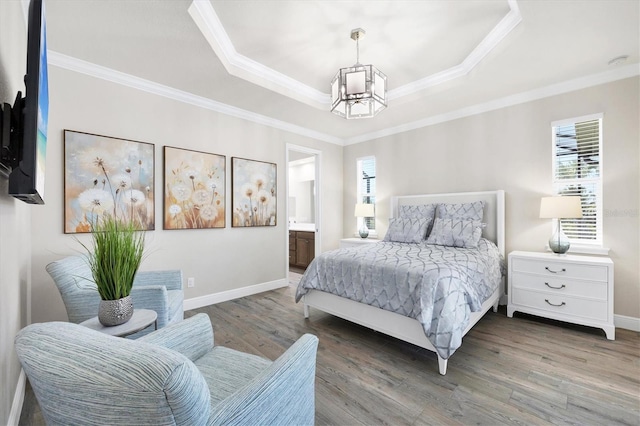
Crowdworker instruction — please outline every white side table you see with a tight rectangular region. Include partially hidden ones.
[340,238,380,249]
[507,251,614,340]
[80,308,158,337]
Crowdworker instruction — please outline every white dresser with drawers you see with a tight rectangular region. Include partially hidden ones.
[507,251,614,340]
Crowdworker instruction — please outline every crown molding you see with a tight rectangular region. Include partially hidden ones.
[388,0,522,100]
[48,51,638,148]
[47,51,343,146]
[188,0,329,110]
[344,63,640,145]
[188,0,521,107]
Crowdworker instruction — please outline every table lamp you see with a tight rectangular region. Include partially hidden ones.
[539,196,583,254]
[354,203,375,238]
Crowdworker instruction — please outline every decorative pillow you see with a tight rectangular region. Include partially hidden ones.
[398,204,437,238]
[383,217,431,243]
[436,201,485,221]
[398,204,437,220]
[425,217,483,248]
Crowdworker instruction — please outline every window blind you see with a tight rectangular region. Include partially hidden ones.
[552,117,602,244]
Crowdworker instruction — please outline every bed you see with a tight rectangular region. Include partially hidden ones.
[295,190,505,375]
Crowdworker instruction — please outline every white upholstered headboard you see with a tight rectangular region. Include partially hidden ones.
[390,190,505,257]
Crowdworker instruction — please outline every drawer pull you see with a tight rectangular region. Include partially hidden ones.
[545,299,566,307]
[545,266,566,274]
[545,282,566,290]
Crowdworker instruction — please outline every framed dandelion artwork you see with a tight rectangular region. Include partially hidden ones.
[163,146,226,230]
[232,157,277,227]
[64,130,155,234]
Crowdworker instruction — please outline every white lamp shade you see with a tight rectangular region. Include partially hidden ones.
[539,196,583,219]
[346,70,366,94]
[354,203,375,218]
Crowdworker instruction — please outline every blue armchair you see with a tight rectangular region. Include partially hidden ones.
[46,255,183,337]
[15,314,318,425]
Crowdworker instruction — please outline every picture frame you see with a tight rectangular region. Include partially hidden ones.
[64,130,155,234]
[163,146,226,230]
[231,157,277,227]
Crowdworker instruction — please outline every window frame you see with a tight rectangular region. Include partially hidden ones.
[356,155,376,237]
[550,113,607,254]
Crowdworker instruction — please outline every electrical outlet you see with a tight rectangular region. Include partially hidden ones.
[187,277,195,288]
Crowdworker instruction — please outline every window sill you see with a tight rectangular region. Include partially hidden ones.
[545,244,610,256]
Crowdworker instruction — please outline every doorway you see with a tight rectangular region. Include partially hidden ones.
[286,144,321,279]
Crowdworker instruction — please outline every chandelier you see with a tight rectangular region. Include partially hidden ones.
[330,28,387,119]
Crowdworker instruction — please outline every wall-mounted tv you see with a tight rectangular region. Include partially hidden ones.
[0,0,48,204]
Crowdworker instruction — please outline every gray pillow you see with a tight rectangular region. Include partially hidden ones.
[436,201,485,221]
[398,204,437,238]
[425,217,483,248]
[398,204,437,220]
[383,217,431,243]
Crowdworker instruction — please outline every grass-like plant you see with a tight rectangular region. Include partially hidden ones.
[81,215,145,301]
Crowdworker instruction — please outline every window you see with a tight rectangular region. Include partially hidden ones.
[551,114,603,246]
[356,156,376,233]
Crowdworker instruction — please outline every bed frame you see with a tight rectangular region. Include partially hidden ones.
[302,190,505,375]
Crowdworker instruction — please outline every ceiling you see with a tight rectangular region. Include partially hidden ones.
[42,0,639,145]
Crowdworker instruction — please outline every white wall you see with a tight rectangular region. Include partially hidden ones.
[30,66,343,323]
[343,77,640,319]
[0,1,30,423]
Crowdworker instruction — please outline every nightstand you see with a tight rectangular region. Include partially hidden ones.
[340,238,379,249]
[507,251,614,340]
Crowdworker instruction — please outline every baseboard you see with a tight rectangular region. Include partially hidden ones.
[183,278,288,311]
[8,369,26,426]
[614,314,640,332]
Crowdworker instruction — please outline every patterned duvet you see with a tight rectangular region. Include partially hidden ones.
[295,238,504,359]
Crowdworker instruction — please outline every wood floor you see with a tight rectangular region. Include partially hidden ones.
[20,273,640,425]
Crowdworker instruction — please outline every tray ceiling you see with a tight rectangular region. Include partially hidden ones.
[42,0,640,144]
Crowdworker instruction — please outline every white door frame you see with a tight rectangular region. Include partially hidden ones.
[285,144,322,277]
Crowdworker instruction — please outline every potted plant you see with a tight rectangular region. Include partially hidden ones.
[81,215,146,326]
